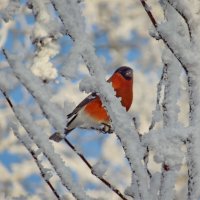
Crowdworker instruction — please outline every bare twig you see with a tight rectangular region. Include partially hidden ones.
[139,0,157,28]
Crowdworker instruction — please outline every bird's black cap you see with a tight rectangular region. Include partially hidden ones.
[114,66,133,80]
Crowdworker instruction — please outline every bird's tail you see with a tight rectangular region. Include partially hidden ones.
[49,128,74,142]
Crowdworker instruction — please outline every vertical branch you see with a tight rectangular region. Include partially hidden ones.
[138,0,187,72]
[51,1,150,199]
[1,90,60,199]
[139,0,158,28]
[158,48,182,200]
[139,1,198,199]
[186,71,200,200]
[149,64,168,131]
[166,0,192,40]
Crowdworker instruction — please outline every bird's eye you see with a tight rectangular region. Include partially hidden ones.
[125,70,132,78]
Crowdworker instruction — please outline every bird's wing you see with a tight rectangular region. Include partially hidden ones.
[67,92,97,118]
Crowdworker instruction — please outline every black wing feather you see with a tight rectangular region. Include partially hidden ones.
[67,93,97,118]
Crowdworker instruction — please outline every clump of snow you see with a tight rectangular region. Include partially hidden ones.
[0,0,20,22]
[13,105,91,200]
[31,39,59,81]
[34,148,42,156]
[79,76,97,93]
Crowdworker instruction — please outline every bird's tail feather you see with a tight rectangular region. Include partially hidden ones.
[49,128,74,142]
[49,114,77,142]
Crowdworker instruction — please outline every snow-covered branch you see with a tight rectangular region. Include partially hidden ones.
[12,126,60,200]
[2,49,127,200]
[51,0,150,199]
[0,89,91,200]
[2,0,200,199]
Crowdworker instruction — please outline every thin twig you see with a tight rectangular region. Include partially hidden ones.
[2,91,61,200]
[149,64,167,131]
[139,0,188,73]
[139,0,157,28]
[133,117,152,178]
[64,138,128,200]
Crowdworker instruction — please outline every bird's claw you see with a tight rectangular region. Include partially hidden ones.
[100,124,114,134]
[49,132,65,142]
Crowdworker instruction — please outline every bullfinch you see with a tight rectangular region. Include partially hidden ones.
[50,66,133,142]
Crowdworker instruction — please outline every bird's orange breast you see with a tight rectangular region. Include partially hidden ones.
[84,97,110,123]
[84,72,133,123]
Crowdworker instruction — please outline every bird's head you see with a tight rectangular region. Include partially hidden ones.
[115,66,133,80]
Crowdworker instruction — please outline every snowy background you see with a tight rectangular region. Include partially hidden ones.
[0,0,197,199]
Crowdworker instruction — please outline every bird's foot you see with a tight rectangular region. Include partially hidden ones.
[100,123,114,134]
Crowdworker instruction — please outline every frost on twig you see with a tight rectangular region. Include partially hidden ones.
[8,104,91,199]
[0,0,21,22]
[12,126,60,200]
[2,49,128,200]
[51,1,150,199]
[141,0,200,199]
[2,0,200,199]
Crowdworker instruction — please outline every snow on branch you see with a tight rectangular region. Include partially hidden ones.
[139,0,190,72]
[0,90,92,200]
[64,138,128,200]
[0,70,18,91]
[2,49,127,200]
[153,17,183,200]
[142,0,200,199]
[2,49,66,133]
[12,125,61,200]
[161,49,182,128]
[51,0,150,198]
[28,0,62,82]
[186,70,200,199]
[166,0,193,40]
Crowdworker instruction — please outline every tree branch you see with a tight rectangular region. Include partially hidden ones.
[13,130,61,200]
[166,0,192,40]
[0,91,91,199]
[51,1,150,199]
[64,138,128,200]
[1,90,61,199]
[2,49,127,200]
[138,0,188,73]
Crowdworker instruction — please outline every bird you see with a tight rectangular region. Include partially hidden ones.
[49,66,133,142]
